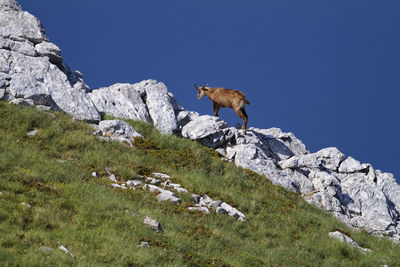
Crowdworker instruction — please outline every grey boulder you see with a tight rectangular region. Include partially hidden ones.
[97,119,143,142]
[144,80,178,134]
[89,83,151,122]
[181,115,234,148]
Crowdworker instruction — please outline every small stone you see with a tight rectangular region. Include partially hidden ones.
[161,180,170,187]
[137,241,150,248]
[188,206,210,214]
[98,120,143,141]
[143,184,164,193]
[175,187,189,193]
[146,177,161,184]
[21,202,31,208]
[35,105,52,112]
[208,200,222,209]
[220,202,246,221]
[27,128,38,137]
[199,195,213,206]
[329,231,371,253]
[91,172,100,177]
[157,191,181,204]
[143,216,163,232]
[126,180,142,187]
[0,192,3,196]
[9,98,34,106]
[58,245,75,258]
[110,183,126,189]
[166,183,189,193]
[109,174,117,182]
[151,172,170,179]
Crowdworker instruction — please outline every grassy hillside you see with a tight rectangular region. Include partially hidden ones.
[1,101,399,266]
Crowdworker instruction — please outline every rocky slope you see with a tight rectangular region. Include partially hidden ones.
[2,0,400,243]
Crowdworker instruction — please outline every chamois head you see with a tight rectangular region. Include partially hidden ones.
[194,83,208,99]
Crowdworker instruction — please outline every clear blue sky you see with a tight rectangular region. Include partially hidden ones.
[18,0,400,180]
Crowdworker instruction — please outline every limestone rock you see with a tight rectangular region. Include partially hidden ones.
[110,183,127,189]
[143,216,163,232]
[89,83,151,122]
[0,0,21,12]
[144,80,178,134]
[278,147,344,171]
[98,120,143,141]
[126,180,142,187]
[58,245,75,258]
[26,128,38,137]
[9,98,33,106]
[220,202,245,221]
[176,110,199,128]
[0,1,48,43]
[35,41,62,64]
[231,144,298,192]
[143,184,181,204]
[151,173,170,179]
[338,156,369,173]
[188,206,210,214]
[181,115,232,148]
[329,231,370,253]
[137,241,150,248]
[0,2,100,121]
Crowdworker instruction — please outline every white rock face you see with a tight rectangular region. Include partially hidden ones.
[0,1,100,121]
[181,115,234,148]
[144,80,178,134]
[89,83,151,122]
[338,156,369,173]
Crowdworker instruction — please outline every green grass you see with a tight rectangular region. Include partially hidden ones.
[0,101,399,266]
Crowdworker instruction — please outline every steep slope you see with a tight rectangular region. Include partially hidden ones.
[1,102,400,266]
[2,0,400,248]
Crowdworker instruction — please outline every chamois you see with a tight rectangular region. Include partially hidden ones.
[194,83,250,134]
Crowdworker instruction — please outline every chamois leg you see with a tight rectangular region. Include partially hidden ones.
[234,107,248,134]
[213,103,221,117]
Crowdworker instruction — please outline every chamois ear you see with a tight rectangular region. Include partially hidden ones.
[203,87,208,91]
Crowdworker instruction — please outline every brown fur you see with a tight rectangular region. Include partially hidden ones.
[194,84,250,134]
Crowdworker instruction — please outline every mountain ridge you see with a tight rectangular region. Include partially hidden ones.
[1,0,400,246]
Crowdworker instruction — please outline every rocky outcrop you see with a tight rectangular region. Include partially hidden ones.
[4,0,400,244]
[89,83,151,122]
[0,0,100,121]
[173,106,400,242]
[181,115,234,148]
